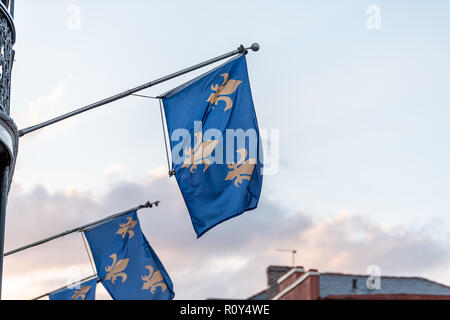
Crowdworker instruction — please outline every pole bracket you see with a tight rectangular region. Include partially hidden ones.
[238,44,248,55]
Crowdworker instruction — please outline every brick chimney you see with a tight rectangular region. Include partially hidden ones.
[266,266,295,297]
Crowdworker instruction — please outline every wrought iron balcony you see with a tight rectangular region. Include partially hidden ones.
[0,0,14,115]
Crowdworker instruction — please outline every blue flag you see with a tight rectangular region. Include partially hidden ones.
[84,211,174,300]
[161,55,263,237]
[49,278,97,300]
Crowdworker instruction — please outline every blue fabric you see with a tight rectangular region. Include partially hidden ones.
[162,55,263,237]
[84,211,174,300]
[49,278,97,300]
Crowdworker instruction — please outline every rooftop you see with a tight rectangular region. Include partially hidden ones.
[248,266,450,300]
[319,273,450,298]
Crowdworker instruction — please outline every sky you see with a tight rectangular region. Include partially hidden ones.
[2,0,449,299]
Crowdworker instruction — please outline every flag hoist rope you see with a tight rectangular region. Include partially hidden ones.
[3,201,160,257]
[158,98,174,176]
[18,43,260,137]
[129,94,173,176]
[80,231,97,278]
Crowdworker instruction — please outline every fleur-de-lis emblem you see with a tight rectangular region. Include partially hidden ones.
[225,148,256,187]
[182,131,219,173]
[105,253,129,284]
[206,73,242,111]
[116,217,137,239]
[71,285,91,300]
[141,265,167,294]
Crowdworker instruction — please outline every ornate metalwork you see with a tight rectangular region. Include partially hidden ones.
[0,6,13,115]
[0,1,16,186]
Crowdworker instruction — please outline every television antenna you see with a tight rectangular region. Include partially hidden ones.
[276,249,298,267]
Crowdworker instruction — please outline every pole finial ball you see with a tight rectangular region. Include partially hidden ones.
[251,43,260,52]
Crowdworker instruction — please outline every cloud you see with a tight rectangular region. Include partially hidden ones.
[292,211,450,275]
[2,174,449,300]
[16,75,68,126]
[104,163,127,185]
[14,74,78,139]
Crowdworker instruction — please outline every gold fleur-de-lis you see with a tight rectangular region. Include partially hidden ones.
[141,265,167,294]
[71,285,91,300]
[116,217,138,239]
[206,73,242,111]
[105,253,129,284]
[225,148,256,187]
[182,131,219,173]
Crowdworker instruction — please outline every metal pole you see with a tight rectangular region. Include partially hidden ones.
[18,43,260,137]
[3,200,160,258]
[292,250,297,267]
[0,166,9,299]
[9,0,14,18]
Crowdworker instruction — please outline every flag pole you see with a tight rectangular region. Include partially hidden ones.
[3,201,160,258]
[0,166,9,299]
[18,43,260,137]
